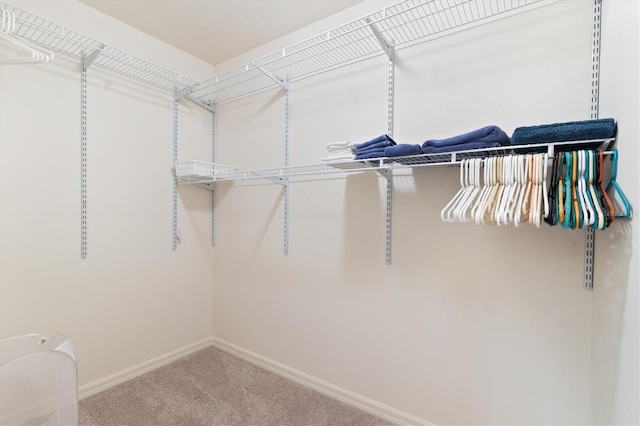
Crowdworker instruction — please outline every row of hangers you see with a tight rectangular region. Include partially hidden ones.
[1,8,54,64]
[441,153,549,226]
[546,148,632,230]
[441,148,632,228]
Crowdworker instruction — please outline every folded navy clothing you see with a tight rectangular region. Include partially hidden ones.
[421,141,501,154]
[511,118,617,145]
[422,125,510,148]
[355,149,387,160]
[356,141,395,154]
[355,134,396,150]
[384,144,422,157]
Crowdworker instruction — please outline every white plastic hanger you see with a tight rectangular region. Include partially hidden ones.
[496,155,515,225]
[508,155,523,225]
[455,158,481,222]
[473,157,490,224]
[450,159,474,222]
[542,153,550,220]
[587,150,604,229]
[514,154,532,227]
[1,8,54,64]
[578,150,595,226]
[480,157,500,225]
[441,159,471,222]
[471,157,491,224]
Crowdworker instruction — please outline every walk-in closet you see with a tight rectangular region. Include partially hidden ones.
[0,0,637,425]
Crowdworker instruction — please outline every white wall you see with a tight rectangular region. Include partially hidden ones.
[590,1,640,424]
[209,0,638,424]
[0,0,216,388]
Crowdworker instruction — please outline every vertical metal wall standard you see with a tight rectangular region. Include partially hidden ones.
[584,0,602,290]
[212,106,218,246]
[80,47,101,258]
[179,93,218,246]
[284,88,290,254]
[368,18,395,265]
[385,54,395,265]
[172,92,179,250]
[253,65,290,254]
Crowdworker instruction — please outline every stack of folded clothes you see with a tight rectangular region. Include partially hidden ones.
[321,141,355,161]
[511,118,616,152]
[421,125,511,153]
[355,134,396,160]
[384,143,422,157]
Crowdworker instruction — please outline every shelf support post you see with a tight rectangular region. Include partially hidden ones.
[284,84,291,255]
[211,102,218,247]
[367,17,396,265]
[172,89,180,250]
[366,43,397,265]
[79,46,102,259]
[253,59,291,265]
[584,0,602,290]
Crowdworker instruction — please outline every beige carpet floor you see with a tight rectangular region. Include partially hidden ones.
[79,346,394,426]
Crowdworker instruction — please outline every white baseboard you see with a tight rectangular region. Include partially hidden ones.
[210,336,432,426]
[78,337,213,400]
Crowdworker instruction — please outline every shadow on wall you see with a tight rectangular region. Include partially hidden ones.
[178,182,235,250]
[591,219,634,422]
[342,171,386,281]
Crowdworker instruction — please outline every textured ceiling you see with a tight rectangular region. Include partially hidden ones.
[78,0,366,66]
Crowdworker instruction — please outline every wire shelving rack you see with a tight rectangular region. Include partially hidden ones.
[188,0,545,104]
[0,2,198,92]
[175,139,615,186]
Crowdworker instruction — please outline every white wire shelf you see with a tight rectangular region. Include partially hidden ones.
[187,0,546,104]
[0,1,198,92]
[176,138,615,185]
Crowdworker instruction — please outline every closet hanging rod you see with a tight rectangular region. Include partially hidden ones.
[0,2,198,92]
[188,0,547,104]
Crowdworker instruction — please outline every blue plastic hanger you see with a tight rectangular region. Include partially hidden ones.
[606,148,633,219]
[562,152,574,229]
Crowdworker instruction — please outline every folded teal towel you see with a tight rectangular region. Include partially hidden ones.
[511,118,616,145]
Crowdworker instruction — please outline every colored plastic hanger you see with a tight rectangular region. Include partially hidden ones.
[597,149,616,228]
[544,152,559,226]
[606,148,633,219]
[562,152,573,229]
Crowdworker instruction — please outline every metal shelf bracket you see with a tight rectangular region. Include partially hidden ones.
[81,45,103,70]
[366,18,395,61]
[175,85,197,102]
[254,65,290,91]
[186,95,217,113]
[258,175,288,186]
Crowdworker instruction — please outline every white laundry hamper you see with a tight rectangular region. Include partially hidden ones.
[0,333,78,426]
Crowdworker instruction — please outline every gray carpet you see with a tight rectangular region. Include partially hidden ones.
[79,346,394,426]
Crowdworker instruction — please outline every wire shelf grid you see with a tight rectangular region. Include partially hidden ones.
[190,0,545,104]
[1,2,198,92]
[176,138,614,185]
